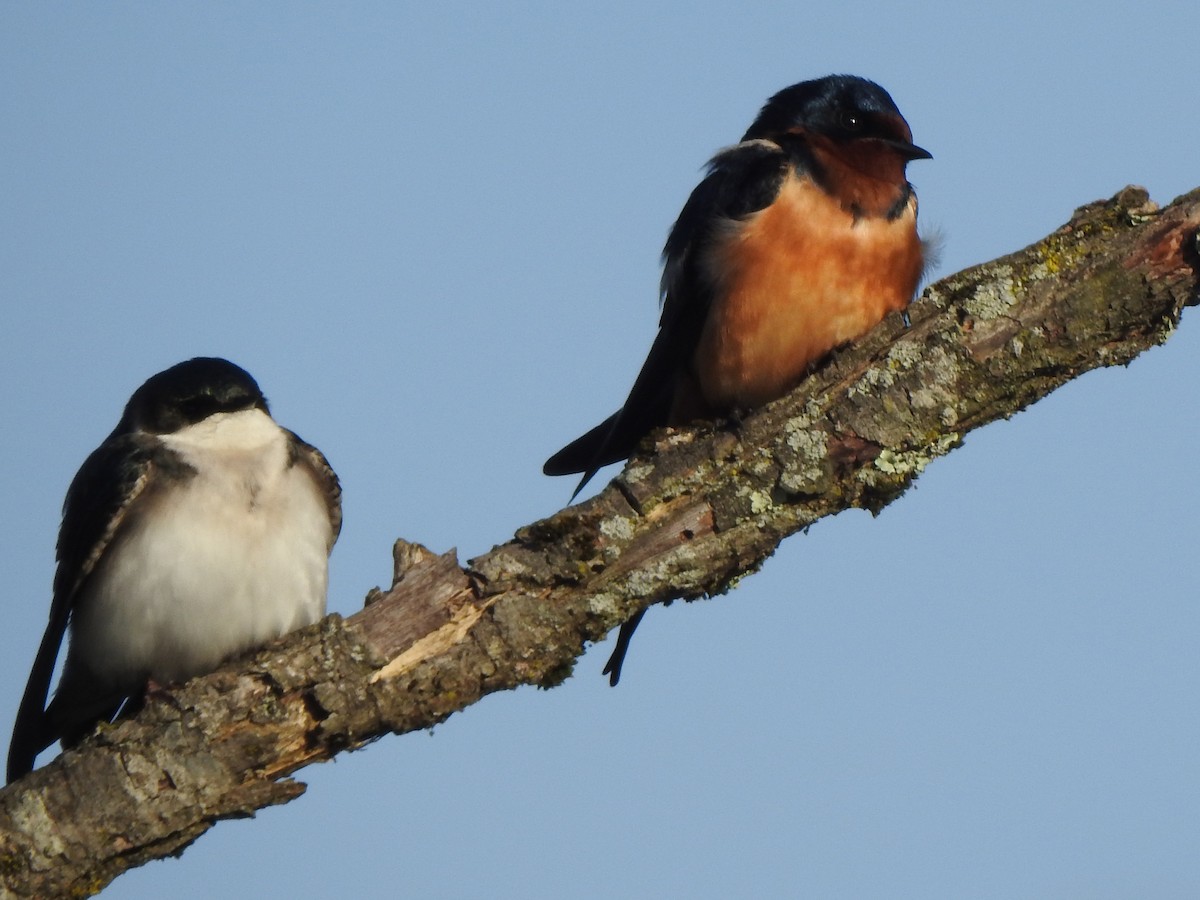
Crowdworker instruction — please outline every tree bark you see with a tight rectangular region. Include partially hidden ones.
[1,185,1197,898]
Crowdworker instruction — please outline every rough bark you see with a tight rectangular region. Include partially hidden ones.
[1,185,1197,898]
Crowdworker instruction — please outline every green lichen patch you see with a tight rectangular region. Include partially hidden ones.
[886,338,926,371]
[865,432,961,481]
[963,265,1019,320]
[598,515,635,545]
[849,364,895,397]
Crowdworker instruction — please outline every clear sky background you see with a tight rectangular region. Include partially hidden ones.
[2,4,1198,898]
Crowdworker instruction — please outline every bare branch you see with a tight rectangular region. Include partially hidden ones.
[1,185,1196,898]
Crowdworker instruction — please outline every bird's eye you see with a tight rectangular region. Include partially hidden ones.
[178,395,215,422]
[839,111,862,132]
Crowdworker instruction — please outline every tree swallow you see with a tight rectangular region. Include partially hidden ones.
[6,357,342,782]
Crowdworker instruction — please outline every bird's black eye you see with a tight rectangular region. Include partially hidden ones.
[839,111,863,132]
[177,395,216,424]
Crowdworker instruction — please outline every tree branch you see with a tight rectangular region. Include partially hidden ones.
[1,185,1197,898]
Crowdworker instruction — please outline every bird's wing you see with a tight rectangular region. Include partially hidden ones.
[544,139,789,496]
[6,432,162,782]
[288,432,343,548]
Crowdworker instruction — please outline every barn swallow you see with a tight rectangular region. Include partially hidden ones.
[543,75,931,684]
[6,357,342,782]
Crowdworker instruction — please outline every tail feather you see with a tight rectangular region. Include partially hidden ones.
[542,412,623,477]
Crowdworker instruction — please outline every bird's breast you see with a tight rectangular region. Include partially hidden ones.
[692,170,923,412]
[70,410,333,687]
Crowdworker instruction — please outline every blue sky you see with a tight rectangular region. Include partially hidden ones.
[2,4,1198,898]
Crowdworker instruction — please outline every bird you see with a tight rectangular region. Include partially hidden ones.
[543,75,932,684]
[6,357,342,782]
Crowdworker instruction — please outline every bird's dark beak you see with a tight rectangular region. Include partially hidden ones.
[887,139,932,161]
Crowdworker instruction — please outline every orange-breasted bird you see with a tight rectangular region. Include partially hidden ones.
[544,74,932,684]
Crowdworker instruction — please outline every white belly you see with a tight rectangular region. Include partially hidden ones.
[70,409,332,686]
